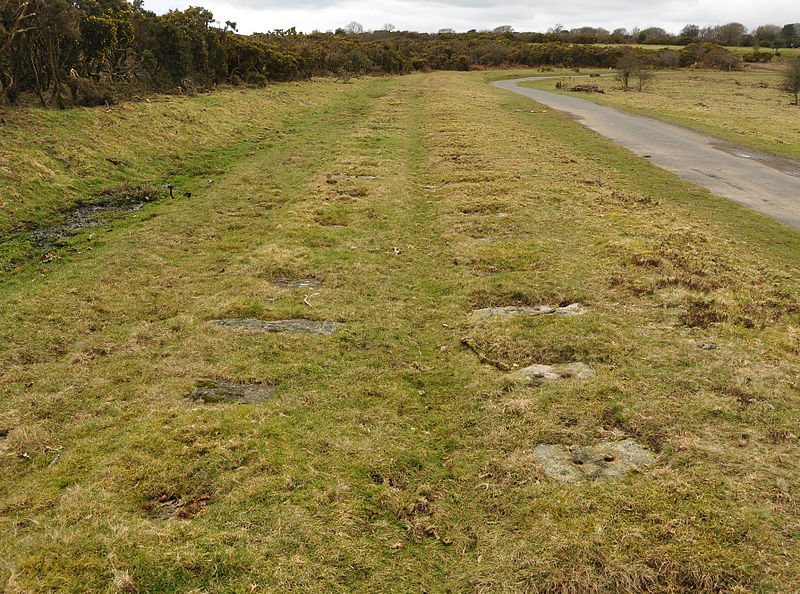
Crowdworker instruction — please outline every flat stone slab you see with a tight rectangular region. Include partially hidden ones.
[186,380,274,404]
[510,361,594,383]
[212,318,342,335]
[472,303,585,319]
[533,439,655,482]
[274,277,323,289]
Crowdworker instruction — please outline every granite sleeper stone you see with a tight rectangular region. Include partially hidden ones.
[274,277,323,289]
[212,318,343,335]
[510,361,594,383]
[533,439,655,482]
[472,303,586,319]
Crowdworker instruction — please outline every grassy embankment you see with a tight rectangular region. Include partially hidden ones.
[3,70,800,590]
[519,69,800,159]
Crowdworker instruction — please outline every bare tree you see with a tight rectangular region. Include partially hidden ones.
[755,24,781,43]
[714,22,746,46]
[0,0,35,59]
[639,26,667,41]
[616,50,641,90]
[782,57,800,105]
[343,21,364,34]
[680,24,700,38]
[634,69,654,91]
[493,25,514,34]
[382,23,396,32]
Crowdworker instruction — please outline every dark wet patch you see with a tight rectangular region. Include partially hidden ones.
[274,277,323,289]
[28,184,159,251]
[710,141,800,178]
[186,380,275,404]
[148,493,211,520]
[212,318,343,335]
[533,439,654,482]
[510,362,594,383]
[0,428,8,439]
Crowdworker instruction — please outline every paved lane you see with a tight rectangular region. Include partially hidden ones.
[492,76,800,231]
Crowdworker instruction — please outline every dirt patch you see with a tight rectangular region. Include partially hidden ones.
[212,318,343,335]
[148,493,211,519]
[533,439,655,482]
[472,303,585,320]
[680,297,726,328]
[28,184,159,251]
[274,277,323,289]
[510,362,594,383]
[186,380,275,404]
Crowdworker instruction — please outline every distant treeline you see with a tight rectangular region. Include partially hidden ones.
[1,1,797,108]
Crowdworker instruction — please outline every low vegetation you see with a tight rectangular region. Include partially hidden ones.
[2,70,800,590]
[783,57,800,105]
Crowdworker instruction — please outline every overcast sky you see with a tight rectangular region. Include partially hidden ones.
[139,0,798,35]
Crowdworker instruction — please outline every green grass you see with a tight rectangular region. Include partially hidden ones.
[520,69,800,159]
[593,43,800,59]
[3,71,800,590]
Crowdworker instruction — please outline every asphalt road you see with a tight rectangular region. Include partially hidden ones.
[492,75,800,231]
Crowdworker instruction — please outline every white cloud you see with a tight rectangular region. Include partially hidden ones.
[139,0,799,35]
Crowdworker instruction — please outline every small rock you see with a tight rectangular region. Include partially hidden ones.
[186,380,274,404]
[511,362,594,383]
[212,318,342,335]
[472,303,586,320]
[274,277,323,289]
[533,439,655,482]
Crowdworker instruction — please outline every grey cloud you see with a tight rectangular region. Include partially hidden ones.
[141,0,800,35]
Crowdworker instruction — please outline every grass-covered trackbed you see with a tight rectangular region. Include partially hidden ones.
[2,72,800,591]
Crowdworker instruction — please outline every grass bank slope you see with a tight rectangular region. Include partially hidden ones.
[2,71,800,591]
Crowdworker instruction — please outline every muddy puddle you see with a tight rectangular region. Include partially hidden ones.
[710,141,800,178]
[12,184,160,253]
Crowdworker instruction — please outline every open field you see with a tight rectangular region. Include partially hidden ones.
[520,69,800,159]
[3,71,800,590]
[594,44,800,59]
